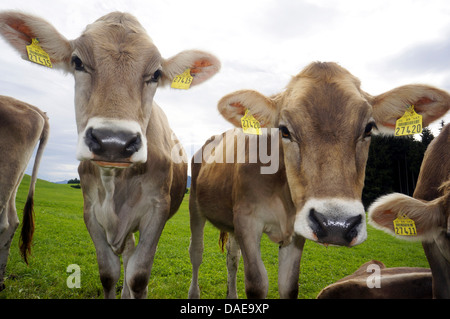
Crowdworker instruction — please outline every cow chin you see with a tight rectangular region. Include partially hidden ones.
[294,198,367,247]
[76,149,148,169]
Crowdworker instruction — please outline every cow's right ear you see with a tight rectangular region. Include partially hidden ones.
[217,90,278,128]
[0,11,72,70]
[368,193,445,242]
[369,84,450,135]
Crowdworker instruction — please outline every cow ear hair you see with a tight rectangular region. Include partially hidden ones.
[217,90,278,128]
[162,50,220,87]
[368,192,444,242]
[368,85,450,135]
[0,10,72,70]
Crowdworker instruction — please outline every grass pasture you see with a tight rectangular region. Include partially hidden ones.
[1,176,429,299]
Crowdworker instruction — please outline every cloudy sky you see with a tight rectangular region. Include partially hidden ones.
[0,0,449,182]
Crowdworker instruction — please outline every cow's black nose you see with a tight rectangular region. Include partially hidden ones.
[308,209,362,246]
[85,127,142,160]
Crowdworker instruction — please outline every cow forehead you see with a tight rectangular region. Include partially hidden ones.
[281,80,371,139]
[75,12,161,74]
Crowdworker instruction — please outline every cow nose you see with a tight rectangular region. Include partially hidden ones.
[85,127,142,160]
[308,209,362,246]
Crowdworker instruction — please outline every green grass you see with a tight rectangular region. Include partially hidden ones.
[1,176,428,299]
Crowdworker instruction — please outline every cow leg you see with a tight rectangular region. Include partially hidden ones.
[0,196,19,291]
[84,212,121,299]
[234,214,267,299]
[124,205,168,299]
[226,233,241,299]
[120,233,136,299]
[278,235,305,299]
[188,202,206,299]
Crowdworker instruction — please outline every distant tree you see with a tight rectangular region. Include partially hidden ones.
[362,135,394,209]
[362,134,427,209]
[439,120,446,132]
[68,178,80,184]
[420,127,434,148]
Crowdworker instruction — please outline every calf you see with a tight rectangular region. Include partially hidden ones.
[369,124,450,298]
[0,11,220,298]
[317,260,432,299]
[0,96,49,291]
[188,62,450,299]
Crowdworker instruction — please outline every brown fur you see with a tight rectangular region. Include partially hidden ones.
[0,96,48,268]
[317,260,432,299]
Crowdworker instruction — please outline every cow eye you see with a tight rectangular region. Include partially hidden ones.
[147,69,162,84]
[279,125,291,139]
[71,56,85,72]
[364,122,377,138]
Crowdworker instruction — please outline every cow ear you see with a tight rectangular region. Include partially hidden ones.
[369,85,450,134]
[0,11,72,70]
[217,90,278,128]
[368,193,444,242]
[162,50,220,87]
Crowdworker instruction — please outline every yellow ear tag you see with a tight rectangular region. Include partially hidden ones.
[393,214,417,236]
[171,68,193,89]
[26,38,53,68]
[395,105,422,136]
[241,109,262,135]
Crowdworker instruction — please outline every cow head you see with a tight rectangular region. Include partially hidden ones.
[218,62,450,247]
[0,11,220,168]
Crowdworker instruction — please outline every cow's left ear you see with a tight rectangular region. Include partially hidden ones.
[369,85,450,134]
[162,50,220,87]
[0,10,72,70]
[368,192,444,242]
[217,90,280,128]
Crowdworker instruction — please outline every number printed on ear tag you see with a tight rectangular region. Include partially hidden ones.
[395,105,422,136]
[171,69,193,89]
[393,214,417,236]
[26,38,53,68]
[241,109,262,135]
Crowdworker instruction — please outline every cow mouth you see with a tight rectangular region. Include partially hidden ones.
[92,160,133,168]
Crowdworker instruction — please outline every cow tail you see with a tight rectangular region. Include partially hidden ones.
[219,231,229,253]
[19,117,49,265]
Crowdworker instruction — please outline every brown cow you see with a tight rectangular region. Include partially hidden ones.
[0,95,49,291]
[369,124,450,298]
[317,260,432,299]
[0,11,220,298]
[188,62,450,299]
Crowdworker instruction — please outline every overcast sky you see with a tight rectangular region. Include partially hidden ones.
[0,0,449,182]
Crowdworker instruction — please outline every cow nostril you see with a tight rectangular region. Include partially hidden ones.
[344,215,362,242]
[309,209,327,239]
[85,127,102,153]
[124,134,142,155]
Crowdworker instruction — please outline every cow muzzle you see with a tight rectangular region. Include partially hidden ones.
[294,198,367,247]
[76,118,147,168]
